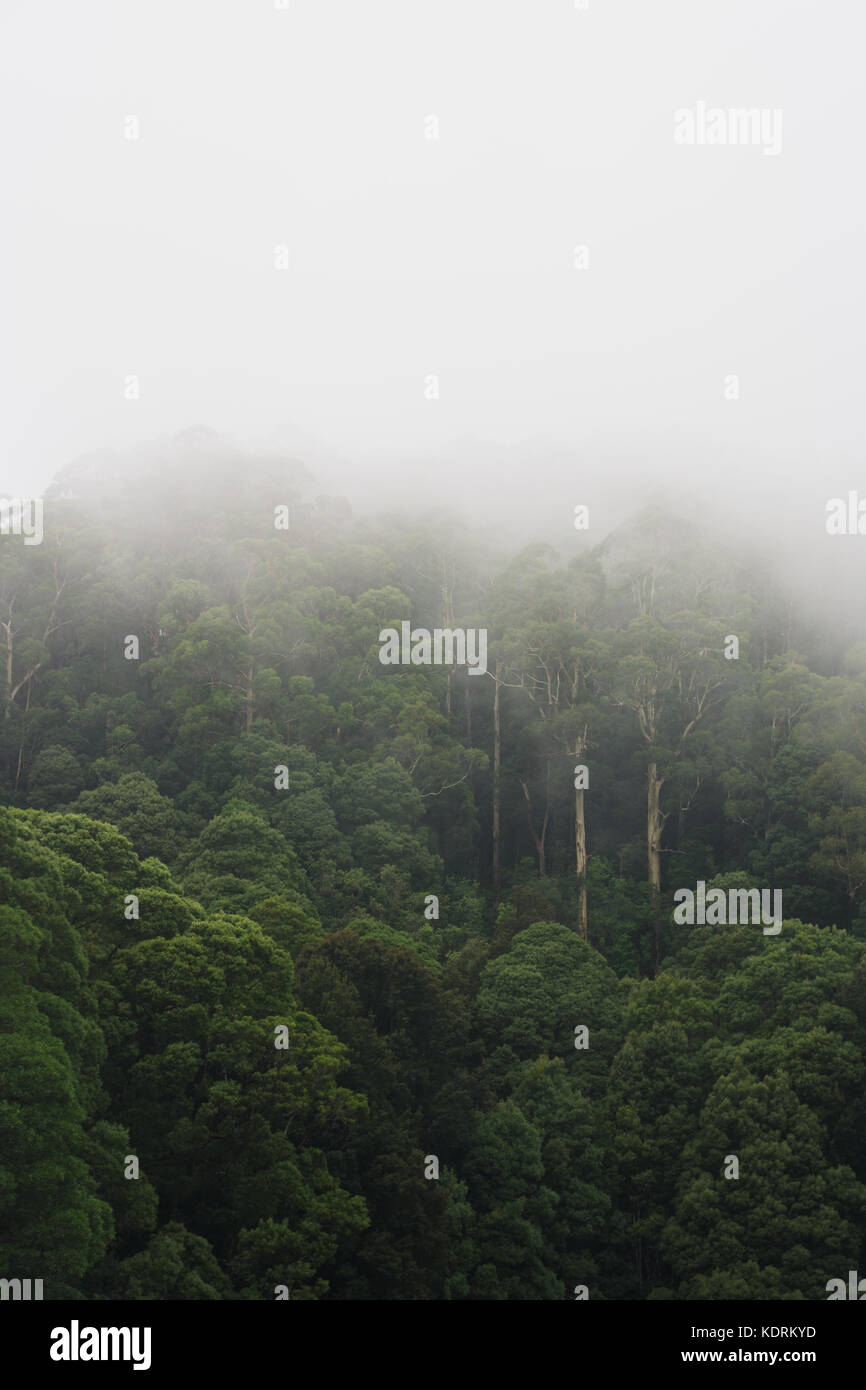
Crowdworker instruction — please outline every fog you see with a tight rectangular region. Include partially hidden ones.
[7,5,866,1318]
[3,0,866,614]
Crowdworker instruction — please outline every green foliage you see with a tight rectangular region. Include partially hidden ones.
[4,474,866,1300]
[69,773,178,862]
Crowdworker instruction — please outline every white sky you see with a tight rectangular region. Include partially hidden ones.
[1,0,864,544]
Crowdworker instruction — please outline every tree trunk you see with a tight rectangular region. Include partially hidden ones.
[520,761,550,878]
[13,680,32,793]
[575,783,588,940]
[492,661,501,891]
[647,762,665,968]
[573,729,589,940]
[245,668,255,731]
[2,616,13,719]
[647,761,665,891]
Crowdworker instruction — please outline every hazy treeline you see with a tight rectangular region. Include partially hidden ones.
[1,442,865,1299]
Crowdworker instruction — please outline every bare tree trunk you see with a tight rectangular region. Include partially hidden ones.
[575,783,587,940]
[573,728,588,940]
[3,624,12,706]
[14,680,32,793]
[245,669,255,731]
[442,556,456,716]
[521,760,550,877]
[541,760,550,876]
[647,761,665,892]
[647,762,666,968]
[492,660,502,891]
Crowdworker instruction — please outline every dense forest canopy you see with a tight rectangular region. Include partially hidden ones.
[2,437,866,1300]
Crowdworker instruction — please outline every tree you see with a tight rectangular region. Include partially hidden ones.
[69,772,178,861]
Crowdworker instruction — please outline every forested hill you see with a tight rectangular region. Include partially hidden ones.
[2,440,866,1300]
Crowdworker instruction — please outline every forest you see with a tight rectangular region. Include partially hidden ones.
[2,436,866,1301]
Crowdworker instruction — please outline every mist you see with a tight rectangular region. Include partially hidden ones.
[3,3,865,507]
[5,0,866,1330]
